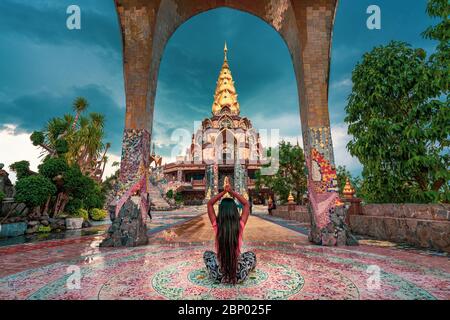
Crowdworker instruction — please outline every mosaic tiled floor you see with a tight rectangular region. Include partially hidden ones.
[0,240,449,300]
[0,212,449,300]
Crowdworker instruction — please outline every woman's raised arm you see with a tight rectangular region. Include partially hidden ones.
[227,186,250,226]
[207,189,227,225]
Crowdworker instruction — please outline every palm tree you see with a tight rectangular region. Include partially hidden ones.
[72,97,89,130]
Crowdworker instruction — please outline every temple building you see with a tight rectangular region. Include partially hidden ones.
[161,44,268,203]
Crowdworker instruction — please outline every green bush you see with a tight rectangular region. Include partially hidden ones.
[64,166,95,200]
[55,139,69,155]
[166,190,174,199]
[38,157,69,179]
[175,192,183,204]
[65,198,84,215]
[84,184,106,210]
[15,175,56,208]
[38,225,52,233]
[0,191,5,203]
[72,208,88,221]
[10,161,32,180]
[30,131,45,146]
[90,208,107,221]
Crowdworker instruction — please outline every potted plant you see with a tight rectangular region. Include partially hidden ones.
[66,208,87,230]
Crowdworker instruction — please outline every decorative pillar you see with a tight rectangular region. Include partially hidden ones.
[177,169,182,182]
[204,165,214,201]
[101,129,150,248]
[305,127,357,246]
[213,164,219,195]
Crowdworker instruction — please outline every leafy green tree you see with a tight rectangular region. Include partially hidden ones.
[84,183,106,210]
[255,141,307,204]
[15,175,56,211]
[10,161,34,180]
[30,98,110,181]
[345,41,449,203]
[422,0,449,92]
[38,157,69,180]
[72,97,89,130]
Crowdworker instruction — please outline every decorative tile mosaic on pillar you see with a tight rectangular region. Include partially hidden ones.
[305,126,356,246]
[116,129,151,219]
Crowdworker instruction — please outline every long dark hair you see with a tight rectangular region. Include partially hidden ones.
[217,198,241,284]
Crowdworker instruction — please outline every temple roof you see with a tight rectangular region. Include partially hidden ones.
[212,43,240,116]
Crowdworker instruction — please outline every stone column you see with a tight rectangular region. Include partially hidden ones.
[213,164,219,195]
[292,0,356,246]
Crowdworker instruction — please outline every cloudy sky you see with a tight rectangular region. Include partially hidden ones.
[0,0,437,182]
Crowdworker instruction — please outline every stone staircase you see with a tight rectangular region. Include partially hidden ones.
[148,185,172,211]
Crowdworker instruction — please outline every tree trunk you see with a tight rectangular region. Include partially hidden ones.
[43,196,51,215]
[58,194,70,215]
[53,192,64,216]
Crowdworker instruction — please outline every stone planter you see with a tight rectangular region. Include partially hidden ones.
[0,222,27,238]
[66,218,84,230]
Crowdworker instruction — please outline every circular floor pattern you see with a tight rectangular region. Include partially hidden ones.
[0,243,448,300]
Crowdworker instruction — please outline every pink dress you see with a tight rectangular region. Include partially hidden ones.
[212,219,246,254]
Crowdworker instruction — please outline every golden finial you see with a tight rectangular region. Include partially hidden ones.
[343,177,356,199]
[288,191,295,204]
[224,42,228,61]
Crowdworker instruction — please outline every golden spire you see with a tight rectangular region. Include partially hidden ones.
[212,42,240,116]
[288,191,295,204]
[224,42,228,61]
[343,177,356,199]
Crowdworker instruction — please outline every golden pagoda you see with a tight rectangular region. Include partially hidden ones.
[159,44,270,204]
[287,191,295,204]
[343,177,356,199]
[212,43,240,116]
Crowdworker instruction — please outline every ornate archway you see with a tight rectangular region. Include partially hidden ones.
[113,0,353,246]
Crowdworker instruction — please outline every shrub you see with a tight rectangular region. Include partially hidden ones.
[71,208,88,221]
[55,139,69,155]
[9,161,32,180]
[38,157,69,179]
[15,175,56,208]
[30,131,45,146]
[90,208,107,221]
[166,190,174,199]
[175,192,183,204]
[84,184,106,210]
[65,198,84,215]
[64,166,95,200]
[38,225,52,233]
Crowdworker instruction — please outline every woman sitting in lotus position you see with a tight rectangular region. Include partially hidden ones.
[204,183,257,284]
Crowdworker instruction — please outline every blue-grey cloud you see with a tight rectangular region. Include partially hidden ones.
[0,0,120,52]
[0,84,125,154]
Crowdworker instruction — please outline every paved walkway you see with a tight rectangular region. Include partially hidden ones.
[0,209,449,300]
[149,214,310,245]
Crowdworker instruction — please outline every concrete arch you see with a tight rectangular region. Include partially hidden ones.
[114,0,353,247]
